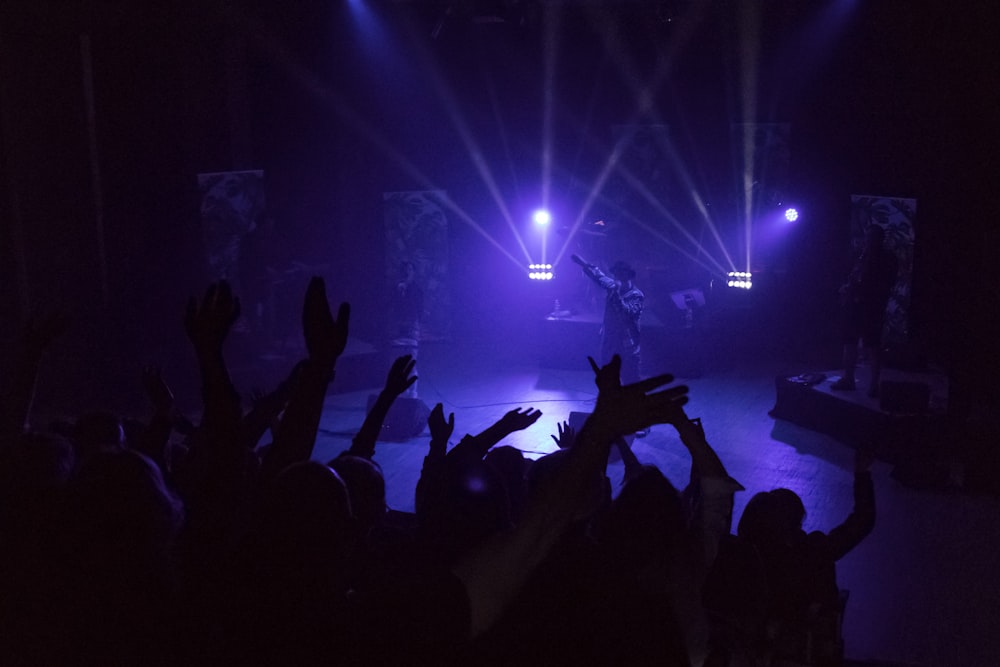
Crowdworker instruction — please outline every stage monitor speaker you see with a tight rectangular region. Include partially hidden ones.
[879,381,929,414]
[568,411,590,432]
[366,395,430,441]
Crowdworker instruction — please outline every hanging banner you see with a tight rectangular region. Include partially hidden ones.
[383,190,451,342]
[197,170,265,291]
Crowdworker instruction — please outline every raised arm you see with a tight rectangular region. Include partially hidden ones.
[614,436,644,487]
[674,416,729,482]
[671,415,744,568]
[185,282,243,440]
[349,354,417,459]
[241,362,301,451]
[415,402,455,515]
[572,254,616,291]
[826,448,876,561]
[447,407,542,463]
[262,277,349,479]
[453,355,689,637]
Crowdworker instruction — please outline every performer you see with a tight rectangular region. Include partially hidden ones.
[832,224,898,397]
[571,254,644,386]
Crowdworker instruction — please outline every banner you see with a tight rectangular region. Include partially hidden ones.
[197,170,265,291]
[383,191,451,342]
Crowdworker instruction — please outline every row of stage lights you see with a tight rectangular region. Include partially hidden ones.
[727,271,753,289]
[528,263,553,280]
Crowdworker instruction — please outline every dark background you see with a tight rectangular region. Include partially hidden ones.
[1,0,997,415]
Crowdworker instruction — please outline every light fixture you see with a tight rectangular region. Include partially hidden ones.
[726,271,753,289]
[528,264,553,280]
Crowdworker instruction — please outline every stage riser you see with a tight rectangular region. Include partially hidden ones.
[771,376,947,463]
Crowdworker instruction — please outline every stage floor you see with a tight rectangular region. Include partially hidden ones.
[770,367,952,465]
[308,342,997,667]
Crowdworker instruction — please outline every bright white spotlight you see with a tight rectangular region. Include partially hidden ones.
[528,265,554,280]
[785,208,799,222]
[533,210,551,226]
[726,271,753,290]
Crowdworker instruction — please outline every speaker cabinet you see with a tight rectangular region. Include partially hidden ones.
[366,395,431,441]
[879,381,930,414]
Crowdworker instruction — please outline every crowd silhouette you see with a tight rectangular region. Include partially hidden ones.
[0,277,875,666]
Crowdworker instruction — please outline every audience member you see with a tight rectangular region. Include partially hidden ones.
[0,274,875,666]
[703,448,876,666]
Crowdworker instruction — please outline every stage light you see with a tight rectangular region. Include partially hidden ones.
[533,209,551,226]
[784,208,799,222]
[726,271,753,289]
[528,264,553,280]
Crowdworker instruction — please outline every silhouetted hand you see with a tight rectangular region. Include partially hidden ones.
[383,354,417,398]
[587,355,689,437]
[302,276,350,371]
[496,407,542,433]
[141,366,174,414]
[427,402,455,459]
[551,420,576,449]
[185,281,240,352]
[571,254,590,268]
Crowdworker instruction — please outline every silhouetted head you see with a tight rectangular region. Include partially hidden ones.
[610,260,636,282]
[768,487,806,534]
[329,453,386,536]
[416,458,511,564]
[596,465,684,566]
[258,462,355,562]
[484,445,527,523]
[738,487,806,547]
[69,449,183,552]
[527,449,611,522]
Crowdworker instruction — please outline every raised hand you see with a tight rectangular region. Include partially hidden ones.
[496,407,543,433]
[185,281,241,352]
[383,354,417,398]
[551,420,576,449]
[571,254,589,268]
[302,276,350,371]
[141,366,174,415]
[348,355,418,459]
[588,355,689,437]
[427,402,455,459]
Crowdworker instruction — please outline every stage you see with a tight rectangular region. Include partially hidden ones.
[769,367,951,464]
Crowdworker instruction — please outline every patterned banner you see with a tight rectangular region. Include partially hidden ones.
[383,191,451,342]
[197,170,265,291]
